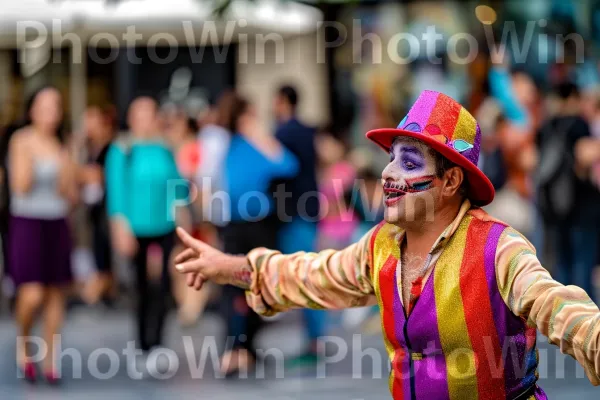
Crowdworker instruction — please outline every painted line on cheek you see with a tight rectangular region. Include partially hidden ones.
[405,175,437,192]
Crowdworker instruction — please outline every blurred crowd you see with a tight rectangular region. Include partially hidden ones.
[1,43,600,382]
[0,81,387,380]
[476,58,600,300]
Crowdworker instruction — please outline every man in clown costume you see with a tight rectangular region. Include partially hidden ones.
[174,91,600,399]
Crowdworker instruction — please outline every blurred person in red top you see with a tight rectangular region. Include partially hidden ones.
[163,102,202,179]
[162,101,213,326]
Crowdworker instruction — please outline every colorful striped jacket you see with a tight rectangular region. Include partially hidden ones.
[246,200,600,399]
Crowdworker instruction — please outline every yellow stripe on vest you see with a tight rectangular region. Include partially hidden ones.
[372,223,402,393]
[433,215,478,399]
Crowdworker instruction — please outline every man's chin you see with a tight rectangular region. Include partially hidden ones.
[384,191,439,225]
[383,205,403,225]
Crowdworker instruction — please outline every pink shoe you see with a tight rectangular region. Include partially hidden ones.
[20,362,36,383]
[44,370,61,385]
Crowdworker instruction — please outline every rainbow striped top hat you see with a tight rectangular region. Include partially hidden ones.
[367,90,495,206]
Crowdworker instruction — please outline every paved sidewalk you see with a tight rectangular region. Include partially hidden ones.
[0,307,596,399]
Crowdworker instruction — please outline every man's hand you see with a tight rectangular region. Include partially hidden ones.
[174,227,252,290]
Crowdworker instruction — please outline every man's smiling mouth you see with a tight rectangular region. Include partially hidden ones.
[383,185,406,206]
[383,175,436,206]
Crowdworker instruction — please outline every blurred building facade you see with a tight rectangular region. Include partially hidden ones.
[1,0,600,138]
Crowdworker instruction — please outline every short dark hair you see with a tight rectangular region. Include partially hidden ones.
[554,81,579,100]
[215,90,250,134]
[278,85,298,109]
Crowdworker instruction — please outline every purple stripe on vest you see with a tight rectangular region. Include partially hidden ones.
[484,223,508,349]
[408,275,450,400]
[484,223,535,396]
[534,385,548,399]
[504,327,530,395]
[404,91,440,130]
[392,267,406,346]
[402,358,412,398]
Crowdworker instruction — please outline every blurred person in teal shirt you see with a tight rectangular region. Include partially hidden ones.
[106,101,183,239]
[105,96,186,375]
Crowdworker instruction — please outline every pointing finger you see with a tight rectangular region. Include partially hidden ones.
[176,227,200,250]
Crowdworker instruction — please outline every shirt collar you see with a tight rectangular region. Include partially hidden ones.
[430,199,472,253]
[392,199,473,253]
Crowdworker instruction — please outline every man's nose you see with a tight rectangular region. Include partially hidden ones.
[382,162,400,182]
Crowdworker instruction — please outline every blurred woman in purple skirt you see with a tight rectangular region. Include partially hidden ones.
[7,87,78,384]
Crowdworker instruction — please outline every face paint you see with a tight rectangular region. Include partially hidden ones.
[382,138,438,207]
[383,175,437,206]
[406,175,436,191]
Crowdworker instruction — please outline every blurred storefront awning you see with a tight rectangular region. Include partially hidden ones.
[0,0,323,48]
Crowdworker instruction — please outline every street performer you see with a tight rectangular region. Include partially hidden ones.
[174,91,600,399]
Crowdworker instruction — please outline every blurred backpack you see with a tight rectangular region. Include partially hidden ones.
[535,118,576,222]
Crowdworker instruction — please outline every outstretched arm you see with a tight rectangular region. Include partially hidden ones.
[174,225,378,316]
[496,228,600,385]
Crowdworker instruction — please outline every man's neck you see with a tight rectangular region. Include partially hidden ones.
[402,202,462,256]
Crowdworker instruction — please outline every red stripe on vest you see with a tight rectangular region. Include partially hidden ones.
[459,220,506,400]
[379,253,405,400]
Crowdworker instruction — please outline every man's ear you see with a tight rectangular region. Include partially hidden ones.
[442,166,464,198]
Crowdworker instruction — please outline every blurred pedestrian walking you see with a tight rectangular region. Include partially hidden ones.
[272,85,326,363]
[8,86,78,383]
[162,101,210,327]
[105,96,186,375]
[536,82,600,302]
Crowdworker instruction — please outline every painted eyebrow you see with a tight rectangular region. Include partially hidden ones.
[400,146,423,156]
[403,152,423,162]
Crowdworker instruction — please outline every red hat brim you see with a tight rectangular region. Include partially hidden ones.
[366,128,495,206]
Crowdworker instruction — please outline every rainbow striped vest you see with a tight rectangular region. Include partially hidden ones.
[371,210,546,400]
